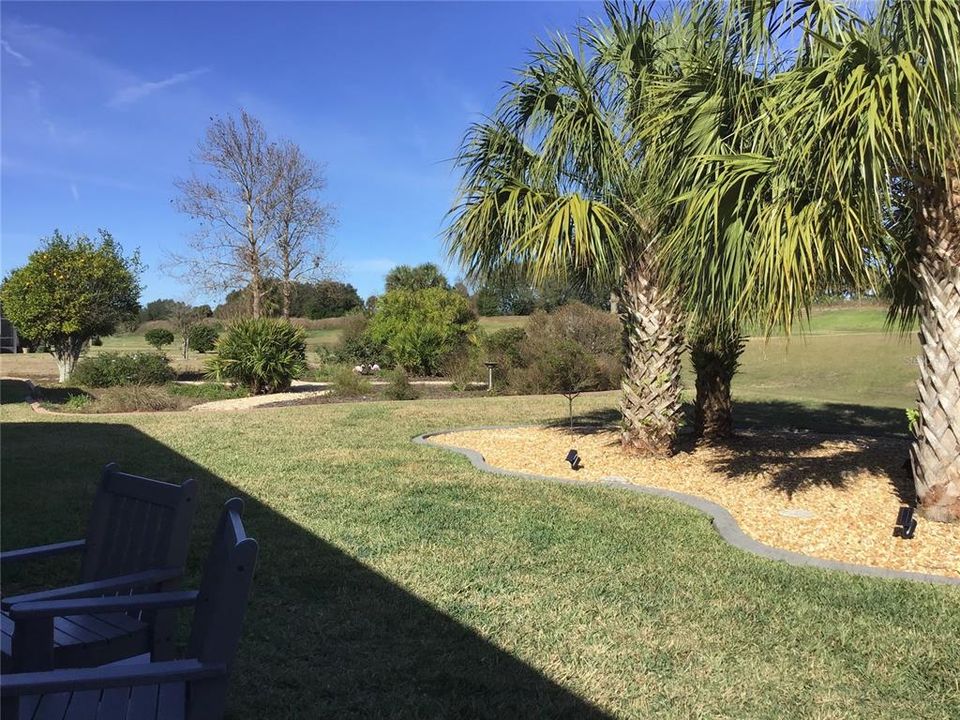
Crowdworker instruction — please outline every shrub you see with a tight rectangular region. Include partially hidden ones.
[72,352,175,388]
[481,327,527,368]
[330,366,372,397]
[145,328,175,351]
[384,370,420,400]
[528,303,621,357]
[65,393,93,411]
[92,386,189,413]
[205,318,307,394]
[337,312,390,365]
[443,351,484,391]
[187,324,219,353]
[367,288,477,375]
[505,303,621,395]
[90,336,103,347]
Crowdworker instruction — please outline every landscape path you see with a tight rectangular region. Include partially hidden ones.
[188,378,484,411]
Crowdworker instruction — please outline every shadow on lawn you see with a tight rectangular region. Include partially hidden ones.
[555,399,914,503]
[0,421,611,719]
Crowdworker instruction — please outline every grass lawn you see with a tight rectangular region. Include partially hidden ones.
[2,387,958,718]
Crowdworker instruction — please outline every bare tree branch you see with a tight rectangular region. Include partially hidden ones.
[170,109,282,317]
[270,140,336,318]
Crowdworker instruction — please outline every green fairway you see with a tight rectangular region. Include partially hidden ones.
[478,314,530,331]
[2,386,957,718]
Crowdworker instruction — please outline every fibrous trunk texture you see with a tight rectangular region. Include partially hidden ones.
[618,258,684,456]
[690,320,744,444]
[912,178,960,522]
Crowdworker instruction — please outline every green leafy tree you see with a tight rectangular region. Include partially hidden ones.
[305,280,363,319]
[367,288,477,375]
[144,328,175,352]
[187,324,219,353]
[384,263,450,292]
[539,339,598,430]
[0,230,141,381]
[139,298,179,323]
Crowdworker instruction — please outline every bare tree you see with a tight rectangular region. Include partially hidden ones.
[171,301,205,359]
[271,140,335,319]
[173,110,281,318]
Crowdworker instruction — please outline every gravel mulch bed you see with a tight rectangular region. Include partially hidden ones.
[436,426,960,579]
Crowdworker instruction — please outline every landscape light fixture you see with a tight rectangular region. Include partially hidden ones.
[565,449,582,471]
[893,506,917,539]
[483,361,498,392]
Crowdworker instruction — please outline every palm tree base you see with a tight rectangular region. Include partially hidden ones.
[617,259,684,457]
[911,185,960,523]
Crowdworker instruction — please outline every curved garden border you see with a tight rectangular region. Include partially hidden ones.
[414,427,960,587]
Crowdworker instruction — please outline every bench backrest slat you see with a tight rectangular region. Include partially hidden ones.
[80,463,198,583]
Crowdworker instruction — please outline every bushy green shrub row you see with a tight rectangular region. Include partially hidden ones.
[333,288,477,375]
[473,303,622,395]
[73,352,175,388]
[331,298,621,395]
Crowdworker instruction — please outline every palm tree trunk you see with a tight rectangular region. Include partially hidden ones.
[690,320,744,444]
[911,179,960,522]
[618,258,683,455]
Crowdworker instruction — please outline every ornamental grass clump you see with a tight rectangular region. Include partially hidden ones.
[205,318,307,395]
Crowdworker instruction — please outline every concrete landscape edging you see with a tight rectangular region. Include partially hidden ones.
[414,426,960,587]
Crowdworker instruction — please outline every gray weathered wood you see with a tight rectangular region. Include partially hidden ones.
[2,464,199,672]
[1,500,257,720]
[3,568,182,610]
[62,688,101,719]
[11,592,200,619]
[0,540,86,566]
[1,659,225,695]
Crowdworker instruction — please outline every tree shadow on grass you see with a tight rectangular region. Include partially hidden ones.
[552,399,914,503]
[0,422,611,719]
[0,379,31,405]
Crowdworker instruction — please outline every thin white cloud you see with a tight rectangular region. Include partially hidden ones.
[108,67,209,107]
[1,39,32,66]
[69,182,79,201]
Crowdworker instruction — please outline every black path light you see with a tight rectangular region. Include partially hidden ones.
[893,506,917,539]
[565,449,582,470]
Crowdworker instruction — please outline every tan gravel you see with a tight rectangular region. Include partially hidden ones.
[436,426,960,579]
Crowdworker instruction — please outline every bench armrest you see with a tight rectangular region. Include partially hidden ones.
[0,659,226,696]
[2,566,183,610]
[9,590,199,619]
[0,540,85,565]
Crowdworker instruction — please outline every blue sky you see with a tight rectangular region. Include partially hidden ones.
[1,1,602,306]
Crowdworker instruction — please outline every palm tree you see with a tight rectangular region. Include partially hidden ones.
[667,0,959,521]
[630,0,769,443]
[447,7,688,455]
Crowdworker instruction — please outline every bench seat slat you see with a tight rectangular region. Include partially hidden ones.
[63,689,101,720]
